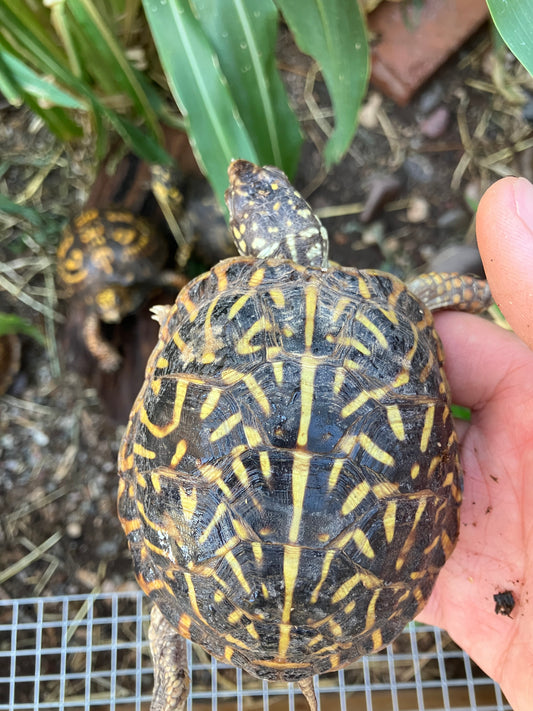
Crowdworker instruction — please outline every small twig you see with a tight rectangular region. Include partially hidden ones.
[5,485,69,528]
[304,63,333,142]
[65,561,107,643]
[0,393,57,415]
[0,272,63,321]
[0,531,62,584]
[376,107,403,166]
[13,146,65,204]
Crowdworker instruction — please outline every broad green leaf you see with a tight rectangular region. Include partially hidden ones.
[0,313,45,344]
[275,0,369,166]
[143,0,258,205]
[193,0,301,176]
[0,50,85,108]
[486,0,533,75]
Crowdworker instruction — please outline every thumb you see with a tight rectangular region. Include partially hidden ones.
[476,176,533,349]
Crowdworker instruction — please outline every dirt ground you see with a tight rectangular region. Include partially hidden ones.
[0,21,531,702]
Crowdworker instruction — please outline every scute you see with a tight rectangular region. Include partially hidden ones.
[118,255,461,682]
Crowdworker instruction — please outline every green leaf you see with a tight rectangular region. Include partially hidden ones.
[451,404,471,422]
[0,3,168,162]
[275,0,369,166]
[103,109,173,165]
[65,0,163,142]
[192,0,301,176]
[0,0,66,66]
[0,193,44,224]
[143,0,258,205]
[486,0,533,75]
[0,313,45,344]
[0,49,85,108]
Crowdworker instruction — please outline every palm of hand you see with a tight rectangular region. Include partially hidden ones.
[418,312,533,709]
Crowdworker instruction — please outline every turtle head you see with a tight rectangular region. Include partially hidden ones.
[225,160,329,268]
[94,285,139,323]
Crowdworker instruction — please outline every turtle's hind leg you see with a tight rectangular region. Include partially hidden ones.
[298,677,318,711]
[149,605,190,711]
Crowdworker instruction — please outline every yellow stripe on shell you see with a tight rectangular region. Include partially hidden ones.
[420,404,435,452]
[198,502,227,545]
[332,297,352,322]
[133,443,156,459]
[209,412,242,442]
[364,590,380,632]
[386,405,405,441]
[341,480,370,516]
[200,388,222,419]
[297,355,317,447]
[329,335,371,356]
[331,570,380,603]
[356,312,388,348]
[232,457,250,488]
[289,451,312,543]
[170,439,187,467]
[353,528,375,559]
[327,458,344,492]
[244,425,262,448]
[249,267,265,288]
[236,317,272,355]
[304,285,318,349]
[228,293,251,319]
[310,550,335,604]
[225,550,251,594]
[269,289,285,307]
[179,486,197,522]
[259,450,271,480]
[140,379,188,439]
[383,500,397,544]
[395,497,428,571]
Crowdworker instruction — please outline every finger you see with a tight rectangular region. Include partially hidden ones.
[476,176,533,349]
[433,311,532,410]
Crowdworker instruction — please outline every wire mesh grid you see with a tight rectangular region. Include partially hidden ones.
[0,591,510,711]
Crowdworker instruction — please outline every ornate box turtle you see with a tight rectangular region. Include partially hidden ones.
[57,208,186,371]
[118,160,491,709]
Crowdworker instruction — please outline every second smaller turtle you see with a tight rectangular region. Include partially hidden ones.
[57,208,186,371]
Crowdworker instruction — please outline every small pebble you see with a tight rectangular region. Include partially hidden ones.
[361,221,385,246]
[419,106,450,139]
[360,175,402,223]
[523,98,533,123]
[418,82,444,114]
[1,433,15,449]
[66,521,83,539]
[428,244,484,276]
[436,207,469,232]
[31,428,49,447]
[403,156,434,184]
[359,92,383,130]
[406,196,430,223]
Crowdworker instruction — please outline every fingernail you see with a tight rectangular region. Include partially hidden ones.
[513,177,533,231]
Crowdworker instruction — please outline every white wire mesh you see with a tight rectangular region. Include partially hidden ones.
[0,592,510,711]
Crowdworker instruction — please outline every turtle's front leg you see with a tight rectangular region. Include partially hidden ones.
[149,605,190,711]
[407,272,492,313]
[82,312,121,371]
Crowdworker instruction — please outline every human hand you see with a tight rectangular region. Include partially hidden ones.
[417,177,533,710]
